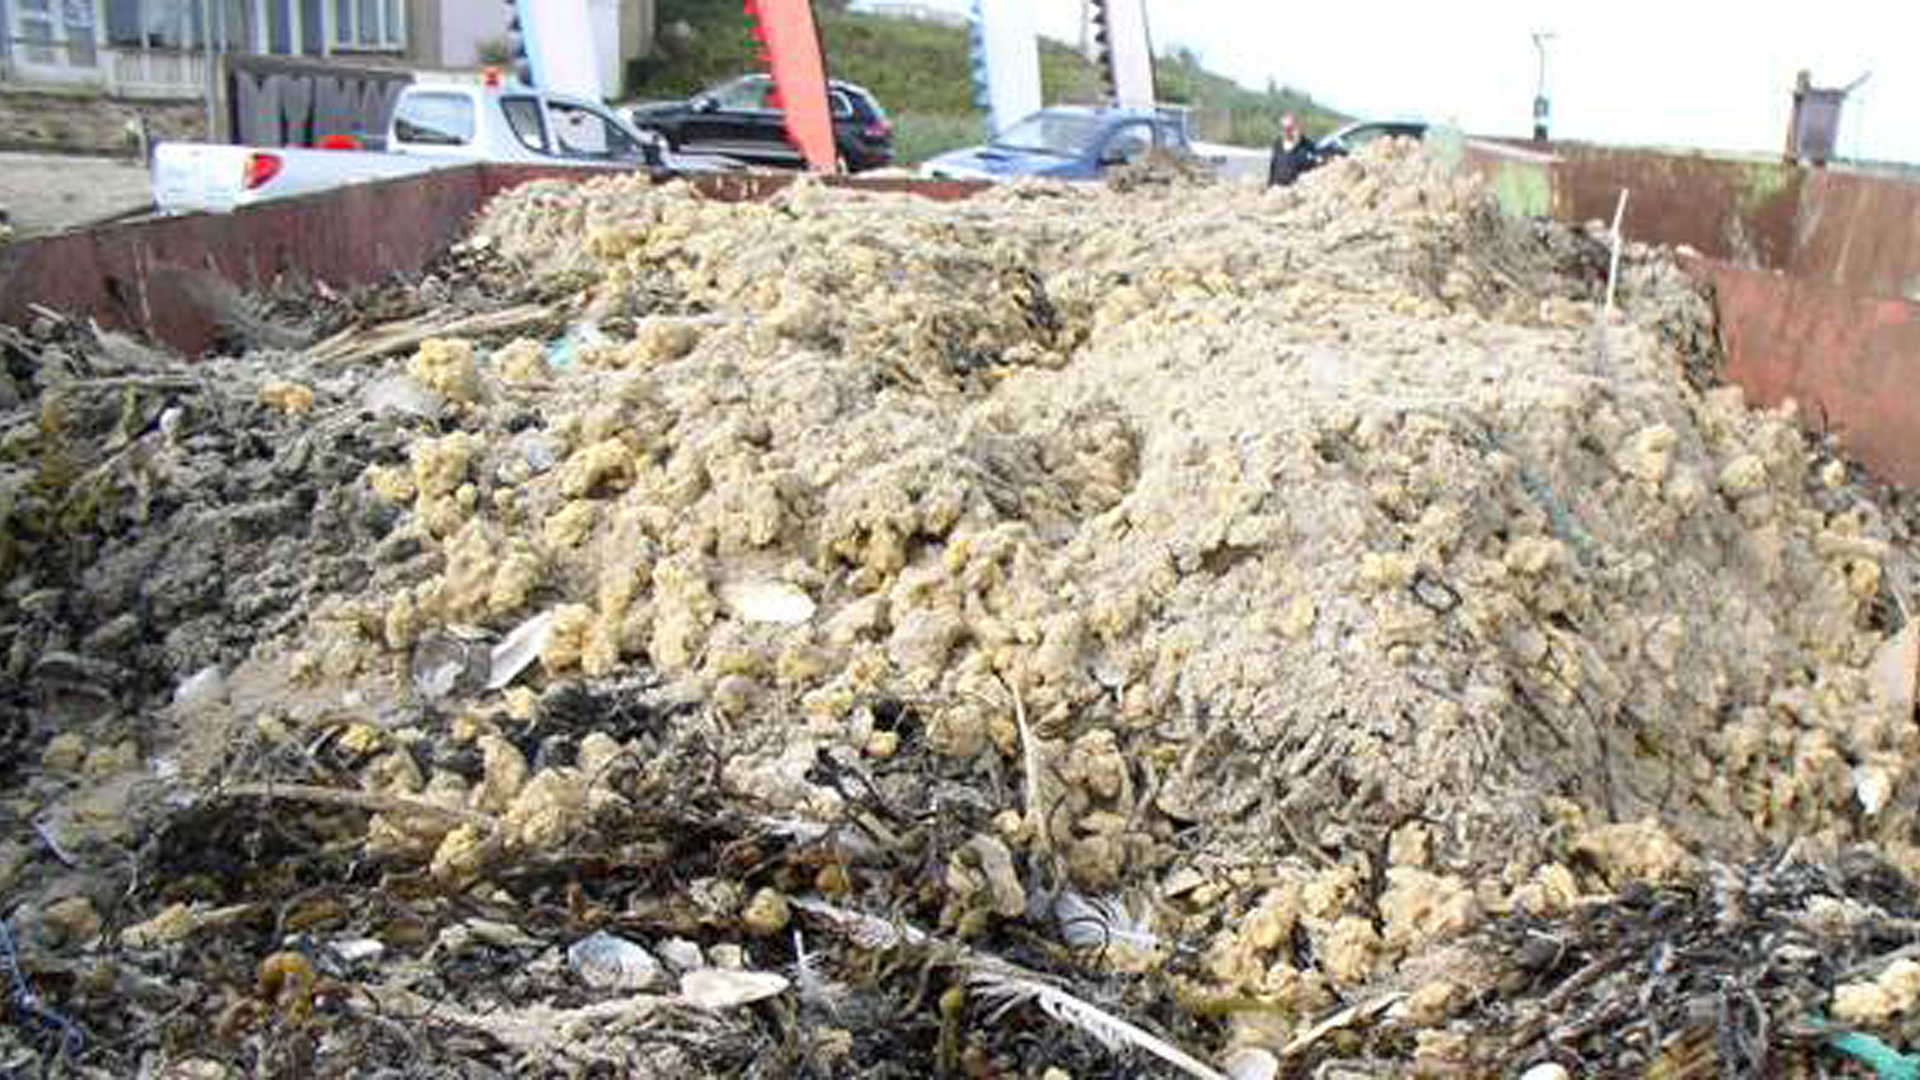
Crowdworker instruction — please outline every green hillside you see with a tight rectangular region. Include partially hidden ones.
[633,0,1346,162]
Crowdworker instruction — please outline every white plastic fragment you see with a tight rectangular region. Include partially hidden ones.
[718,580,816,625]
[361,374,443,419]
[679,968,789,1010]
[518,434,565,474]
[171,665,227,715]
[1856,765,1893,817]
[412,633,482,699]
[568,930,664,991]
[1870,621,1918,724]
[657,938,705,972]
[487,609,557,690]
[546,320,608,369]
[1221,1047,1279,1080]
[327,938,387,965]
[1520,1064,1571,1080]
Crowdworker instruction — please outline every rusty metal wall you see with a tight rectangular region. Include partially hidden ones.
[1707,260,1920,487]
[1545,146,1803,269]
[1789,169,1920,301]
[0,166,490,355]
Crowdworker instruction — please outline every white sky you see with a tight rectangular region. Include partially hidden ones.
[891,0,1915,161]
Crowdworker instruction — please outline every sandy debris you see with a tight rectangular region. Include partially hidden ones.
[4,141,1918,1075]
[176,144,1905,998]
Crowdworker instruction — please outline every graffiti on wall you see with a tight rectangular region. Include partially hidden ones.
[227,57,411,147]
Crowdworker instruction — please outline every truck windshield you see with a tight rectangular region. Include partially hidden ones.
[993,112,1102,157]
[393,92,475,146]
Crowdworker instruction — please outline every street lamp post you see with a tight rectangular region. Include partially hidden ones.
[1531,31,1553,142]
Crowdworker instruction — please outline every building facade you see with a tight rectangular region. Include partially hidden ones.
[0,0,654,99]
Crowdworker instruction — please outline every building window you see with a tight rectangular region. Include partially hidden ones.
[62,0,98,65]
[106,0,226,51]
[17,0,56,63]
[267,0,291,53]
[299,0,323,53]
[333,0,402,50]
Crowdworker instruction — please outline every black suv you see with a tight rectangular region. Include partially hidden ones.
[626,75,895,172]
[1316,120,1429,158]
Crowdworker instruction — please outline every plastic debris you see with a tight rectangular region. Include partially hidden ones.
[1827,1031,1920,1080]
[568,931,663,991]
[412,632,487,699]
[1221,1047,1279,1080]
[657,938,705,972]
[1871,621,1918,724]
[170,665,227,715]
[1,917,85,1064]
[545,320,608,370]
[487,609,556,691]
[361,373,443,420]
[326,938,387,967]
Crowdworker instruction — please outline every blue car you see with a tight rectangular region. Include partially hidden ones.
[921,105,1194,181]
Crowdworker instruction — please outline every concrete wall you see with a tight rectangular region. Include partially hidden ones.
[437,1,509,70]
[405,0,443,68]
[0,87,205,152]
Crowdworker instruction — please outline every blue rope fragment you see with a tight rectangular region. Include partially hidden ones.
[0,916,86,1075]
[1517,468,1597,564]
[1828,1031,1920,1080]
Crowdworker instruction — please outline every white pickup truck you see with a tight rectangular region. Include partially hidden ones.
[153,83,732,214]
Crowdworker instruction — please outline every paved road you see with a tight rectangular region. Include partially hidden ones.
[0,152,153,238]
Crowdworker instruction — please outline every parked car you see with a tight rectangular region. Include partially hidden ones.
[152,83,733,215]
[625,74,895,172]
[1315,120,1429,159]
[919,105,1195,181]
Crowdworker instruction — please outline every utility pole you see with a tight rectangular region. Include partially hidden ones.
[1531,31,1553,142]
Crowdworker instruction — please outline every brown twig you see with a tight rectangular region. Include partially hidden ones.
[223,781,497,830]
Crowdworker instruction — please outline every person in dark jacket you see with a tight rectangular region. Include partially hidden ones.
[1268,113,1319,187]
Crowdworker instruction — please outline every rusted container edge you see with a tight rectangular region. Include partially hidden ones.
[1549,147,1803,270]
[0,166,992,354]
[1704,258,1920,488]
[1,166,491,354]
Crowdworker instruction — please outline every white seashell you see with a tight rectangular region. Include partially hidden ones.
[568,931,663,991]
[1221,1047,1279,1080]
[679,968,789,1010]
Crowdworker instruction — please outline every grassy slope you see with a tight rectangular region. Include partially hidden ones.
[637,0,1346,162]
